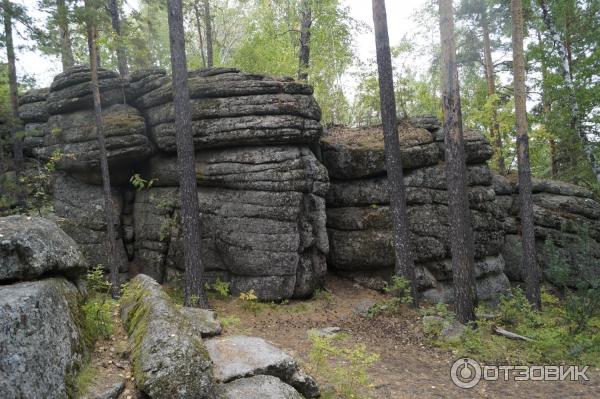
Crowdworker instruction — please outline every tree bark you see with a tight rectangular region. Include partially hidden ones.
[481,7,504,174]
[108,0,129,78]
[167,0,210,308]
[513,0,541,310]
[538,0,600,183]
[85,0,121,298]
[193,1,207,68]
[57,0,75,71]
[3,0,24,206]
[439,0,477,323]
[203,0,213,67]
[298,0,312,81]
[372,0,418,307]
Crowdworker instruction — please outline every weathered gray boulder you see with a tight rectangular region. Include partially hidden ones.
[18,88,49,123]
[220,375,303,399]
[0,278,87,399]
[321,123,440,179]
[120,274,217,399]
[206,335,319,398]
[35,104,153,172]
[0,215,87,282]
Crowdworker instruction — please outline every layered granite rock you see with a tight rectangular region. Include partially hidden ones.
[321,121,509,302]
[495,175,600,285]
[19,88,49,156]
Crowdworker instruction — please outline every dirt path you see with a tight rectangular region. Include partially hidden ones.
[81,304,142,399]
[211,275,600,399]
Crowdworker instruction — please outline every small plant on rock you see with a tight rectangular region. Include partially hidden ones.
[81,265,116,340]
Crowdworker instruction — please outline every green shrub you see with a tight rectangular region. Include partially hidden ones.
[308,332,379,399]
[81,266,115,341]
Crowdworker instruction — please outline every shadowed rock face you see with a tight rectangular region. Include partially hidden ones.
[321,121,509,302]
[495,176,600,285]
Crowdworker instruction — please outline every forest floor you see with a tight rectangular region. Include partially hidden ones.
[84,274,600,399]
[212,275,600,399]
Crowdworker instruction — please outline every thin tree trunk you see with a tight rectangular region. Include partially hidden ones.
[3,0,24,207]
[193,1,207,68]
[297,0,311,81]
[203,0,213,67]
[539,0,600,183]
[85,0,121,298]
[57,0,75,71]
[481,8,504,174]
[167,0,209,308]
[439,0,477,323]
[372,0,418,307]
[513,0,541,310]
[108,0,129,78]
[537,30,557,178]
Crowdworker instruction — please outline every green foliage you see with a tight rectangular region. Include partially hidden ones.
[73,362,96,397]
[129,173,157,191]
[81,265,115,341]
[218,315,241,329]
[308,331,380,399]
[366,276,413,318]
[239,289,260,313]
[427,288,600,367]
[204,278,231,299]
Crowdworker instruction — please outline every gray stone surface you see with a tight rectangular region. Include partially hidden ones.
[206,335,319,398]
[220,375,303,399]
[0,278,86,399]
[120,274,217,399]
[0,215,87,282]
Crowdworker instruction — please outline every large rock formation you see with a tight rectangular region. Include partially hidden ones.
[0,215,88,399]
[321,121,510,302]
[495,175,600,285]
[29,66,328,300]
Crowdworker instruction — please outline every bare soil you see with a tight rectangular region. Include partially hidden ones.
[211,275,600,399]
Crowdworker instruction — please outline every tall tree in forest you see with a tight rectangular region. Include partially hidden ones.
[439,0,477,323]
[108,0,129,77]
[372,0,418,306]
[538,0,600,183]
[57,0,75,70]
[203,0,213,67]
[2,0,24,204]
[298,0,311,81]
[166,0,210,308]
[84,0,122,298]
[193,0,207,68]
[512,0,541,309]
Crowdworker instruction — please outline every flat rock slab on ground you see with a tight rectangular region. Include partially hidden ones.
[220,375,303,399]
[205,335,319,398]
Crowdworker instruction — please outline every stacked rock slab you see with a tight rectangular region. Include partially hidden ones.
[19,88,50,156]
[0,215,88,399]
[321,119,510,303]
[494,175,600,284]
[130,68,329,300]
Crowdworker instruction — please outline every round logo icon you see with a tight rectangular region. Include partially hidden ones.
[451,358,482,389]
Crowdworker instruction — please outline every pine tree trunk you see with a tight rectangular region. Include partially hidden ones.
[203,0,213,67]
[86,0,121,298]
[539,0,600,183]
[537,30,557,178]
[298,0,312,81]
[481,8,504,174]
[57,0,75,71]
[193,1,207,68]
[439,0,477,323]
[372,0,418,307]
[167,0,209,309]
[513,0,541,310]
[3,0,24,206]
[108,0,129,78]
